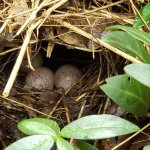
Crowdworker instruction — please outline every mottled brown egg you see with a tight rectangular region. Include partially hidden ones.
[25,67,54,90]
[54,64,82,89]
[20,52,43,73]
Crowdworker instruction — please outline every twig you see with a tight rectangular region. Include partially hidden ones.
[82,0,126,15]
[39,0,69,28]
[0,47,21,56]
[78,100,86,118]
[112,123,150,150]
[2,19,42,97]
[0,14,12,34]
[26,46,35,71]
[48,97,62,117]
[3,32,32,97]
[0,95,58,119]
[129,0,150,31]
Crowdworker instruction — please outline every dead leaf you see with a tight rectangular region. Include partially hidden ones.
[9,0,29,25]
[57,27,88,48]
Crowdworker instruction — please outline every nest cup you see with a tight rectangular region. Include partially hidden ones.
[0,44,109,122]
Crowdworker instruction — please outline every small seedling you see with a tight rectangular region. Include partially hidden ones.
[5,115,139,150]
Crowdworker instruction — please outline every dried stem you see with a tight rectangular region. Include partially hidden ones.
[112,123,150,150]
[56,19,142,64]
[2,19,42,97]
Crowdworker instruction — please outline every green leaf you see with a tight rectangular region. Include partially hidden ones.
[101,74,150,116]
[5,135,54,150]
[107,25,150,46]
[124,63,150,88]
[61,115,139,140]
[74,147,80,150]
[133,3,150,28]
[75,140,98,150]
[18,118,60,136]
[143,145,150,150]
[56,138,74,150]
[102,31,150,63]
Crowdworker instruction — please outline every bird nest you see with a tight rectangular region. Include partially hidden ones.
[0,51,121,124]
[0,0,143,147]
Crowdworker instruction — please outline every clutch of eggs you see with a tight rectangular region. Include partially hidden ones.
[25,64,82,91]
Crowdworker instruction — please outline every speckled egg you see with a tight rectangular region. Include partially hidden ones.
[25,67,54,90]
[54,64,82,89]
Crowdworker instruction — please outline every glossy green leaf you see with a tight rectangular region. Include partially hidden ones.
[75,140,98,150]
[101,74,150,116]
[56,138,74,150]
[124,64,150,88]
[107,25,150,46]
[74,147,80,150]
[5,135,54,150]
[143,145,150,150]
[133,3,150,28]
[18,118,59,136]
[61,115,139,140]
[102,31,150,63]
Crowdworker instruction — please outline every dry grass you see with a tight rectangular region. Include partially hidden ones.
[0,0,148,149]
